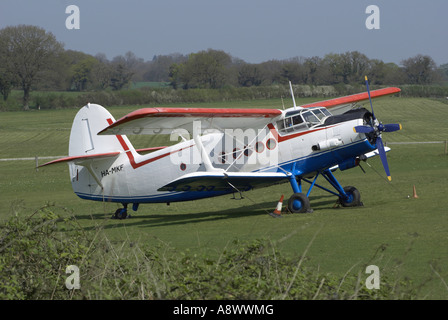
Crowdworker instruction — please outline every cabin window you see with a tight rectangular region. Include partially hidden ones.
[255,141,264,153]
[266,138,277,150]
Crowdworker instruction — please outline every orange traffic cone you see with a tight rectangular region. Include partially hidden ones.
[412,185,419,199]
[270,195,284,218]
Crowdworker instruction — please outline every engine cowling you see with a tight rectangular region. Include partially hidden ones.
[312,138,343,151]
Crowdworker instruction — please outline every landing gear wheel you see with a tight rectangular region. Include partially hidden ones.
[112,208,128,220]
[340,186,362,207]
[287,193,312,213]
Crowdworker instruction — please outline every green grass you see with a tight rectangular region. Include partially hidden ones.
[1,96,448,299]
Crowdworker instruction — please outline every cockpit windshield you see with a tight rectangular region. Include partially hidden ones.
[301,110,320,125]
[276,107,332,134]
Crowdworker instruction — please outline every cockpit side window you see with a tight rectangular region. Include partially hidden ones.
[292,115,303,125]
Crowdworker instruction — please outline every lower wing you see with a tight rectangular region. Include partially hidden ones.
[158,171,290,192]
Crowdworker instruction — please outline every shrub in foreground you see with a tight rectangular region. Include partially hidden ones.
[0,205,418,300]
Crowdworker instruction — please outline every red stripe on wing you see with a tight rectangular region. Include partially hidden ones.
[300,87,401,109]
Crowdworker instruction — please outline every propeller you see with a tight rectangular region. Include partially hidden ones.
[353,76,402,181]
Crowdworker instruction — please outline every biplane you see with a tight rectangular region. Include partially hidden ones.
[41,77,401,219]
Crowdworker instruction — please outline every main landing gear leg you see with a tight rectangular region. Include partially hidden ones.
[286,169,362,214]
[287,175,312,214]
[320,169,362,207]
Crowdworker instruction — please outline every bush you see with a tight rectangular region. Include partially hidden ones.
[0,203,91,299]
[400,85,448,98]
[0,205,419,300]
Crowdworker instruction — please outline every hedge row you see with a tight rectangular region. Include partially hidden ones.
[1,84,447,111]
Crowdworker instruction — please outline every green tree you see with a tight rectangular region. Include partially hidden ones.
[110,63,133,90]
[322,53,345,84]
[145,54,187,82]
[173,49,232,89]
[0,25,63,110]
[238,64,262,87]
[303,56,321,85]
[91,53,113,90]
[344,51,371,84]
[402,54,438,84]
[257,60,285,85]
[70,57,98,91]
[169,63,184,89]
[280,58,306,84]
[0,70,16,101]
[438,63,448,82]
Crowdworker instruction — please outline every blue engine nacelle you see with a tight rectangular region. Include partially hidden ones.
[338,157,360,171]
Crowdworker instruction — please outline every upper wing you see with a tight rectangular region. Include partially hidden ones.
[300,87,401,115]
[98,107,283,135]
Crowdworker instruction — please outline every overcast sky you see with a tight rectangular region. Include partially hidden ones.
[1,0,447,65]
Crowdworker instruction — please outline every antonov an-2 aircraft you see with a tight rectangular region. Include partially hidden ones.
[41,78,401,219]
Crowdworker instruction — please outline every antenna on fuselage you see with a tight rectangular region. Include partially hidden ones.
[289,81,297,110]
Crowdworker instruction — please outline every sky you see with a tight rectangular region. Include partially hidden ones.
[0,0,447,65]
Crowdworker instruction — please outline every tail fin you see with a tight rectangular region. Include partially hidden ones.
[69,103,135,156]
[40,103,137,201]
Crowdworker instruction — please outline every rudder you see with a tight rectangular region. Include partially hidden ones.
[69,103,133,156]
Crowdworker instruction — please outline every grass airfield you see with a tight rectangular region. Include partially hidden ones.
[1,96,447,299]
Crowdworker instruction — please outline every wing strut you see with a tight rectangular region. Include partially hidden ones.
[192,122,223,173]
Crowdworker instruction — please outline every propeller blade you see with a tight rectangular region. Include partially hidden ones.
[376,136,391,181]
[383,123,402,132]
[354,125,374,133]
[365,76,375,119]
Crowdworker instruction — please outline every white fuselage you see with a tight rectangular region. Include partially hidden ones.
[70,107,375,205]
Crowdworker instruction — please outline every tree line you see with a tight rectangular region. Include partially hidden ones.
[1,25,447,110]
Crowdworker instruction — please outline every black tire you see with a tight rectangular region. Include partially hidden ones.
[340,186,361,207]
[113,208,128,219]
[287,193,311,213]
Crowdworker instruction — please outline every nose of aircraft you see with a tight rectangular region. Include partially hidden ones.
[353,76,402,181]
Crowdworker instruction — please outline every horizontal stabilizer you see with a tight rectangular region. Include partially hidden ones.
[39,151,121,167]
[158,171,290,192]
